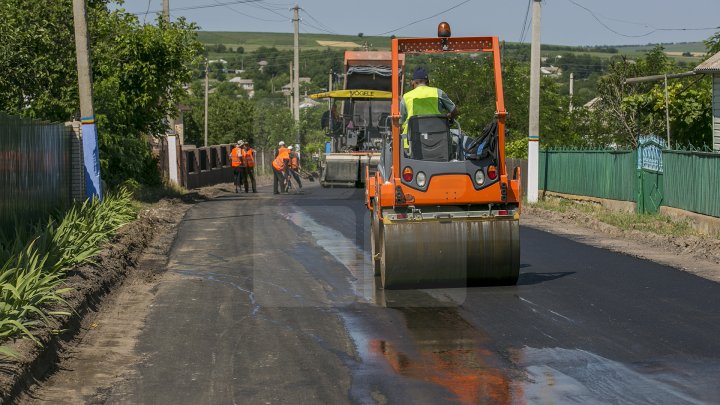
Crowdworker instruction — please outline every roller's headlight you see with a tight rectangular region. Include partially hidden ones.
[416,172,427,187]
[474,170,485,186]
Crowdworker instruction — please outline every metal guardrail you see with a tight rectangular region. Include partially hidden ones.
[179,144,235,189]
[160,141,275,189]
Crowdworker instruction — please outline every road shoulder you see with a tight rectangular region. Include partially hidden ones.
[522,205,720,283]
[2,197,192,404]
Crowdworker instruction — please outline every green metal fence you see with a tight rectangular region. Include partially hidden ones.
[663,151,720,218]
[0,113,72,234]
[539,150,637,202]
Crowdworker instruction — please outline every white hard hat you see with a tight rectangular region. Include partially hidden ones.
[288,145,294,150]
[279,141,285,146]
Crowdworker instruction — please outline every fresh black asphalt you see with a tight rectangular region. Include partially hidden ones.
[103,183,720,404]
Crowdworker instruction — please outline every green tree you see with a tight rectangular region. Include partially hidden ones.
[430,56,576,153]
[0,1,202,185]
[705,31,720,55]
[592,46,711,147]
[184,91,255,147]
[253,100,295,150]
[593,47,670,147]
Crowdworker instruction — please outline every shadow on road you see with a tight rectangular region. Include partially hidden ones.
[517,271,574,286]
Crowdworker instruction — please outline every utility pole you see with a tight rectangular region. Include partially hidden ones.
[204,59,209,147]
[328,69,333,106]
[527,0,542,203]
[664,74,671,146]
[289,62,294,113]
[292,4,301,146]
[72,0,102,199]
[569,72,574,112]
[163,0,170,22]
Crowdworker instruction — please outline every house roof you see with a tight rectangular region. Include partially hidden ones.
[695,51,720,73]
[229,77,253,84]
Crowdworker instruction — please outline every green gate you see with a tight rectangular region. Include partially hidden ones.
[636,135,665,214]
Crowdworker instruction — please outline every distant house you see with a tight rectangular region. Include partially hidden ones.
[229,77,255,98]
[695,52,720,151]
[583,97,602,111]
[540,66,562,78]
[299,97,320,109]
[280,77,312,96]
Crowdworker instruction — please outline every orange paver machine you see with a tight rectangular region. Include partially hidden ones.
[366,23,522,289]
[312,51,404,187]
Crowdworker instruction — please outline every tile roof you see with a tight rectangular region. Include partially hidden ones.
[695,51,720,73]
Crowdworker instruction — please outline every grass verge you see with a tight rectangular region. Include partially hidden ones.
[530,197,716,239]
[0,188,137,358]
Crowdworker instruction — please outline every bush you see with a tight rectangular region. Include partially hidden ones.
[0,188,136,357]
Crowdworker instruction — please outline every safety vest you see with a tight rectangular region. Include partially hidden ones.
[230,147,242,167]
[272,147,289,171]
[401,85,441,134]
[289,153,299,170]
[243,148,255,168]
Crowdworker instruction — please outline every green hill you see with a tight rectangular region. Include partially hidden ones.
[198,31,709,63]
[198,31,392,53]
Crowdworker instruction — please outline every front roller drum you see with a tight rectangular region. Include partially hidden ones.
[380,219,520,289]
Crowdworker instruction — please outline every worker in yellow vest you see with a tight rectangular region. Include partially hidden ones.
[241,141,257,193]
[272,141,290,194]
[287,145,302,192]
[399,67,458,153]
[230,141,244,193]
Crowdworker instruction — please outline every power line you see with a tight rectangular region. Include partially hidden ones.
[566,0,720,38]
[245,1,291,20]
[373,0,472,36]
[128,0,265,16]
[300,8,338,35]
[301,20,336,35]
[519,0,532,43]
[212,0,286,22]
[142,0,153,24]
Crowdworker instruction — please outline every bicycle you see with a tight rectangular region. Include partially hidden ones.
[283,169,296,193]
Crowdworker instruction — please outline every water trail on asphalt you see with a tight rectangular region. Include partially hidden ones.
[516,347,709,404]
[284,211,374,303]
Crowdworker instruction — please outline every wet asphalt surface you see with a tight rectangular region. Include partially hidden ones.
[104,183,720,404]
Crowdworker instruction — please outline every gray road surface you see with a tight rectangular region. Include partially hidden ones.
[100,184,720,404]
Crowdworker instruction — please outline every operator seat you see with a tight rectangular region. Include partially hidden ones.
[406,114,451,161]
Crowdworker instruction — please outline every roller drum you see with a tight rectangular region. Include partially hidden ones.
[380,219,520,289]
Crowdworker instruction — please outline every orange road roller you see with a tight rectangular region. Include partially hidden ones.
[366,23,522,289]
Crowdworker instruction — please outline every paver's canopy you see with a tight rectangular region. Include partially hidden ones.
[309,89,392,100]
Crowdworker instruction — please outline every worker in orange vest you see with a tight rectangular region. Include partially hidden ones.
[230,141,244,193]
[287,145,302,191]
[241,141,257,193]
[272,141,290,194]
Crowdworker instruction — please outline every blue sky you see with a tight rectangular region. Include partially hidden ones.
[117,0,720,46]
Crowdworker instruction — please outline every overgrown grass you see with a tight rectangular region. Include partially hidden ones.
[122,179,187,204]
[531,197,706,238]
[0,188,136,358]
